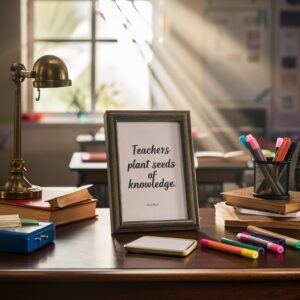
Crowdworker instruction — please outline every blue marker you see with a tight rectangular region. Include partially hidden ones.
[248,232,285,246]
[239,135,248,150]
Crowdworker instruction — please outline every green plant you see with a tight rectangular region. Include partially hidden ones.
[67,88,87,114]
[96,82,121,110]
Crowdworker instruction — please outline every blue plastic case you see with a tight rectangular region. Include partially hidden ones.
[0,222,55,253]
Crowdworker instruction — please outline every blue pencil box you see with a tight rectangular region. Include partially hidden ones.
[0,222,55,253]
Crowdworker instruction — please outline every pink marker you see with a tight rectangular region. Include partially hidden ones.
[276,137,283,149]
[237,233,284,254]
[248,137,266,161]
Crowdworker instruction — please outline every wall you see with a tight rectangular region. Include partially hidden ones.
[0,1,101,187]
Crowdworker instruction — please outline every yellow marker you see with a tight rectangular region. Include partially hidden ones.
[241,248,259,259]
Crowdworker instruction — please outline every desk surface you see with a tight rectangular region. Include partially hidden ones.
[1,209,300,299]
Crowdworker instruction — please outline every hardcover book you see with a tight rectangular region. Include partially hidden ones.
[215,201,300,230]
[222,187,300,214]
[44,185,93,208]
[81,152,107,162]
[0,187,97,226]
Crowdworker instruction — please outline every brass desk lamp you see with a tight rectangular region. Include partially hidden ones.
[0,55,72,199]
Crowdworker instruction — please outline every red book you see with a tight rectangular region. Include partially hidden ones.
[0,187,97,226]
[81,152,107,162]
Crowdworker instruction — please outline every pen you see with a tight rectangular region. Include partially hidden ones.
[247,232,285,246]
[237,233,284,254]
[200,238,259,259]
[247,225,300,249]
[220,237,265,255]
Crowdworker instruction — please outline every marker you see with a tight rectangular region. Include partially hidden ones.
[247,232,285,246]
[284,140,297,161]
[237,233,284,254]
[248,137,266,161]
[274,137,292,162]
[275,137,283,153]
[247,225,300,249]
[220,237,265,255]
[20,218,39,226]
[200,238,259,259]
[248,137,282,194]
[239,135,248,149]
[239,135,256,158]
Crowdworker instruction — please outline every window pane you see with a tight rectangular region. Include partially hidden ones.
[96,0,124,39]
[34,0,92,39]
[95,42,150,111]
[33,42,91,113]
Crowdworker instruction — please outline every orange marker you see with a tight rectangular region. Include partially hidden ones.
[200,238,258,259]
[274,137,292,162]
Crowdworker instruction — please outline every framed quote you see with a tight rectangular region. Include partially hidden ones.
[104,111,199,233]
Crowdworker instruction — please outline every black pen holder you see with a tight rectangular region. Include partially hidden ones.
[253,160,290,200]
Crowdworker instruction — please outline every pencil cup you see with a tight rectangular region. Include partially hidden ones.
[253,160,290,200]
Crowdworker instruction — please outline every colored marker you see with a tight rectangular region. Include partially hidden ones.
[237,233,284,254]
[248,137,282,194]
[284,140,297,161]
[247,225,300,249]
[247,136,266,161]
[200,238,259,259]
[239,135,256,158]
[20,218,40,226]
[247,232,285,246]
[275,137,283,152]
[274,137,292,162]
[220,237,265,255]
[239,135,248,150]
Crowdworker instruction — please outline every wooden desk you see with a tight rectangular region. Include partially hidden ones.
[1,209,300,300]
[76,133,105,151]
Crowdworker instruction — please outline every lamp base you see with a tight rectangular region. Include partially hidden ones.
[0,185,42,200]
[0,159,42,200]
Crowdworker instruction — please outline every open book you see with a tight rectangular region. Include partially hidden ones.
[194,150,250,167]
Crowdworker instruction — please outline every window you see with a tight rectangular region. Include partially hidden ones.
[26,0,152,116]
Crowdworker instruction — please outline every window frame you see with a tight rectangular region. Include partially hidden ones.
[26,0,118,116]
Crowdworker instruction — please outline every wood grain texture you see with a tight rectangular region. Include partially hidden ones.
[1,208,300,299]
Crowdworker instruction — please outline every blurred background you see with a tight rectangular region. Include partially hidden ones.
[0,0,300,206]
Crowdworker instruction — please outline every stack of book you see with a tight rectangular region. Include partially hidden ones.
[0,185,97,226]
[216,187,300,230]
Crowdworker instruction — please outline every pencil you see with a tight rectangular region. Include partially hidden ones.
[247,225,300,249]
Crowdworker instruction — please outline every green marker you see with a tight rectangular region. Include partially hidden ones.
[20,218,39,226]
[247,225,300,249]
[221,237,265,255]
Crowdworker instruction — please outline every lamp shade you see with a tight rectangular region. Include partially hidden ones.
[32,55,72,88]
